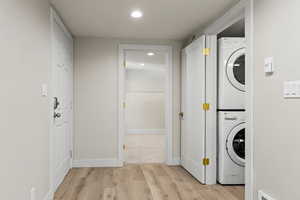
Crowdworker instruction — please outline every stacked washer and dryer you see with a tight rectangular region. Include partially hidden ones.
[217,38,246,185]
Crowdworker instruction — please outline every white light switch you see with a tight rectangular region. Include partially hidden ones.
[284,80,300,98]
[42,84,48,97]
[264,57,274,73]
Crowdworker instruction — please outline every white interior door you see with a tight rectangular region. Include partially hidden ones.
[51,11,73,191]
[181,36,207,183]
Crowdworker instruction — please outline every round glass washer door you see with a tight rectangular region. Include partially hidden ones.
[226,48,245,92]
[226,123,245,167]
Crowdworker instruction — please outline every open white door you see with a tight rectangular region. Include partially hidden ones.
[51,9,74,191]
[181,36,207,184]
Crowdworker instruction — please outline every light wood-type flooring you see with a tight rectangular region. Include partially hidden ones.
[54,164,244,200]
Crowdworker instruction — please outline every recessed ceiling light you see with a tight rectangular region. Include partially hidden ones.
[147,52,155,56]
[140,63,145,66]
[131,10,143,18]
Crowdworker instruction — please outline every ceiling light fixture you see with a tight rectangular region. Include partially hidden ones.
[140,63,145,66]
[147,52,155,56]
[131,10,143,18]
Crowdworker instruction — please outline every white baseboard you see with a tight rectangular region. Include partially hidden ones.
[167,157,181,166]
[53,159,71,193]
[72,159,123,168]
[43,190,54,200]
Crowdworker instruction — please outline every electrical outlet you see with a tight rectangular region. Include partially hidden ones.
[258,190,276,200]
[30,187,36,200]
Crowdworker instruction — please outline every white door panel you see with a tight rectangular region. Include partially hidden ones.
[181,36,207,184]
[51,13,73,191]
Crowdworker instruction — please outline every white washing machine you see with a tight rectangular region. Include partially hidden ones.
[218,111,245,185]
[218,38,246,110]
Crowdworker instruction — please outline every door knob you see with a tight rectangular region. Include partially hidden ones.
[179,112,184,119]
[54,112,61,119]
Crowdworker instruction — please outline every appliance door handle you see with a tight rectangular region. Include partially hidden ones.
[225,116,237,120]
[233,139,245,143]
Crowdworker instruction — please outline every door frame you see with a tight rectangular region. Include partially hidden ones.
[118,44,173,165]
[49,7,74,195]
[205,35,218,184]
[201,0,254,199]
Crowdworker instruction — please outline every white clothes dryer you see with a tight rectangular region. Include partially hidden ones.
[218,37,246,110]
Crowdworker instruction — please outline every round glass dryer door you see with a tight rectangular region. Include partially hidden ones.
[226,123,245,167]
[226,48,245,92]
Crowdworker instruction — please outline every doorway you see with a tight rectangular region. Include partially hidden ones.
[216,19,246,190]
[198,1,253,199]
[118,45,173,165]
[124,50,167,163]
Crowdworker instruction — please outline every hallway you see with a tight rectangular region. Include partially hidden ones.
[54,164,244,200]
[3,1,299,199]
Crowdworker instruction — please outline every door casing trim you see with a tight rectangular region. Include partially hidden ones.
[201,0,254,199]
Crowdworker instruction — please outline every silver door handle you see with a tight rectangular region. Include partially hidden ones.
[54,112,61,119]
[54,97,60,109]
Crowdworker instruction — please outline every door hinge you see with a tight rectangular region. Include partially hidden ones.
[123,102,126,108]
[202,158,210,166]
[202,48,210,56]
[69,150,73,158]
[202,103,210,111]
[123,144,126,150]
[123,61,126,68]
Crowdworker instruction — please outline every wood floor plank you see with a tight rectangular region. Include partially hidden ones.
[113,166,130,200]
[54,164,244,200]
[103,188,116,200]
[141,165,167,200]
[127,165,153,200]
[162,165,203,200]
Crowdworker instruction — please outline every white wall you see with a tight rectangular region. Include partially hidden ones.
[253,0,300,199]
[74,37,182,162]
[0,0,51,199]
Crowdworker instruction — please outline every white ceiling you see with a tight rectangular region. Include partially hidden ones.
[51,0,239,40]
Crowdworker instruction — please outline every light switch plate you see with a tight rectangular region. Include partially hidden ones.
[264,57,274,73]
[284,80,300,98]
[42,84,48,97]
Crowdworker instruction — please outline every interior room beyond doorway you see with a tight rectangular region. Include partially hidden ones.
[124,50,168,163]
